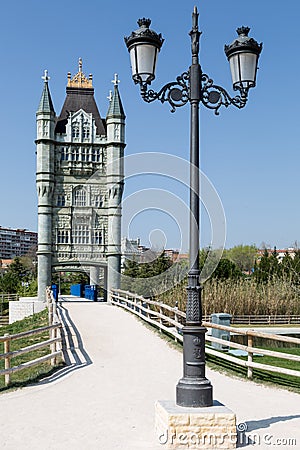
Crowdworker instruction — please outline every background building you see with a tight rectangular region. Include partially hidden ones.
[0,227,37,259]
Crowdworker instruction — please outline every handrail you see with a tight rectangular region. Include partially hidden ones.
[111,289,300,380]
[0,288,62,386]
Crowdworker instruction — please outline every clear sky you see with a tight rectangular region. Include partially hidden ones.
[0,0,299,252]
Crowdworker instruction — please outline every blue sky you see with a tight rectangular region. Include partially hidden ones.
[0,0,299,252]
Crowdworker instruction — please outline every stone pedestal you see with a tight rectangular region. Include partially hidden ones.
[155,400,236,449]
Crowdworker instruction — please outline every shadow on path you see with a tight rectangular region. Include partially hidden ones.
[237,414,300,447]
[245,414,300,431]
[31,302,93,387]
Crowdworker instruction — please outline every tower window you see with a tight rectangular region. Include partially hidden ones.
[81,147,88,162]
[73,224,89,244]
[57,195,65,207]
[71,147,80,161]
[61,147,69,161]
[92,148,101,162]
[92,230,102,245]
[57,230,69,244]
[83,123,90,140]
[73,187,87,206]
[93,194,103,208]
[72,122,80,139]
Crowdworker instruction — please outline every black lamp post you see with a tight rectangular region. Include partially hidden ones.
[125,7,262,408]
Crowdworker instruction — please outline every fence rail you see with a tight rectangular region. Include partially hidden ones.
[111,289,300,380]
[0,294,19,303]
[0,289,62,386]
[202,314,300,325]
[0,316,9,326]
[0,294,19,327]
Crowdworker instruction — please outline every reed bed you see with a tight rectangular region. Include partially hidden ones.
[159,278,300,316]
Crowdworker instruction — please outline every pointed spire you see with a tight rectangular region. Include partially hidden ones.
[107,74,125,119]
[37,70,55,113]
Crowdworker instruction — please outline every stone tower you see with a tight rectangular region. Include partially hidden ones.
[36,61,125,302]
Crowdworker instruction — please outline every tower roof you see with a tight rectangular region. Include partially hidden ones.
[55,59,106,136]
[37,70,55,113]
[107,74,125,119]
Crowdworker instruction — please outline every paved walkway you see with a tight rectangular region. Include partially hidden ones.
[0,301,299,449]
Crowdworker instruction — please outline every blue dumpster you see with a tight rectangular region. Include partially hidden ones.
[84,285,98,301]
[70,283,84,297]
[51,284,58,301]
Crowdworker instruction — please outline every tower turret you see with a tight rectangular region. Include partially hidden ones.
[36,71,56,301]
[106,74,126,295]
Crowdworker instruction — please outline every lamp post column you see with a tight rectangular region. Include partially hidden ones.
[176,7,213,408]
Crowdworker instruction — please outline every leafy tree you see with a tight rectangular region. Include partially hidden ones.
[213,258,242,280]
[122,252,173,296]
[226,244,258,273]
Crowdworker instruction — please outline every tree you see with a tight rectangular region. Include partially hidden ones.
[226,245,258,273]
[254,248,271,283]
[122,252,172,296]
[280,251,293,281]
[213,258,242,280]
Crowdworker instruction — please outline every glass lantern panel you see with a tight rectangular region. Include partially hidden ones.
[239,52,257,85]
[129,47,138,78]
[136,44,157,82]
[229,54,240,86]
[229,52,258,88]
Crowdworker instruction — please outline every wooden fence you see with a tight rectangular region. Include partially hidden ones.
[0,294,19,326]
[0,289,62,386]
[111,289,300,380]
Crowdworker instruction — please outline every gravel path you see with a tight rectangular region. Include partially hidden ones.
[0,301,299,450]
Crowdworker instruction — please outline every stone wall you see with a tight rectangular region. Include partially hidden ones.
[9,298,46,324]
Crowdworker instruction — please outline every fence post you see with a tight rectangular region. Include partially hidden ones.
[159,305,163,333]
[247,333,253,379]
[4,333,10,386]
[50,326,57,366]
[174,304,179,343]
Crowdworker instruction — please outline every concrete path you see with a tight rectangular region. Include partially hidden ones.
[0,301,299,450]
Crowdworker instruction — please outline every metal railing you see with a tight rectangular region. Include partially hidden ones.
[0,289,62,386]
[111,289,300,380]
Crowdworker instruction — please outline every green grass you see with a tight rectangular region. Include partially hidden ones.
[0,309,64,392]
[206,346,300,393]
[132,310,300,393]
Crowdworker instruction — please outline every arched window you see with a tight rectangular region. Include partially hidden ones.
[72,122,80,139]
[73,187,87,206]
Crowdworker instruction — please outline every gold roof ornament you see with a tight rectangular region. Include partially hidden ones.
[67,58,93,88]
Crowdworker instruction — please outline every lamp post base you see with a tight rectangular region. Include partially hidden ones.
[176,378,213,408]
[176,325,213,408]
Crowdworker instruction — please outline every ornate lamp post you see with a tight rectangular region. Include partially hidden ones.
[125,7,262,408]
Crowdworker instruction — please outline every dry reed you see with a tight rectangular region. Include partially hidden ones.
[160,278,300,316]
